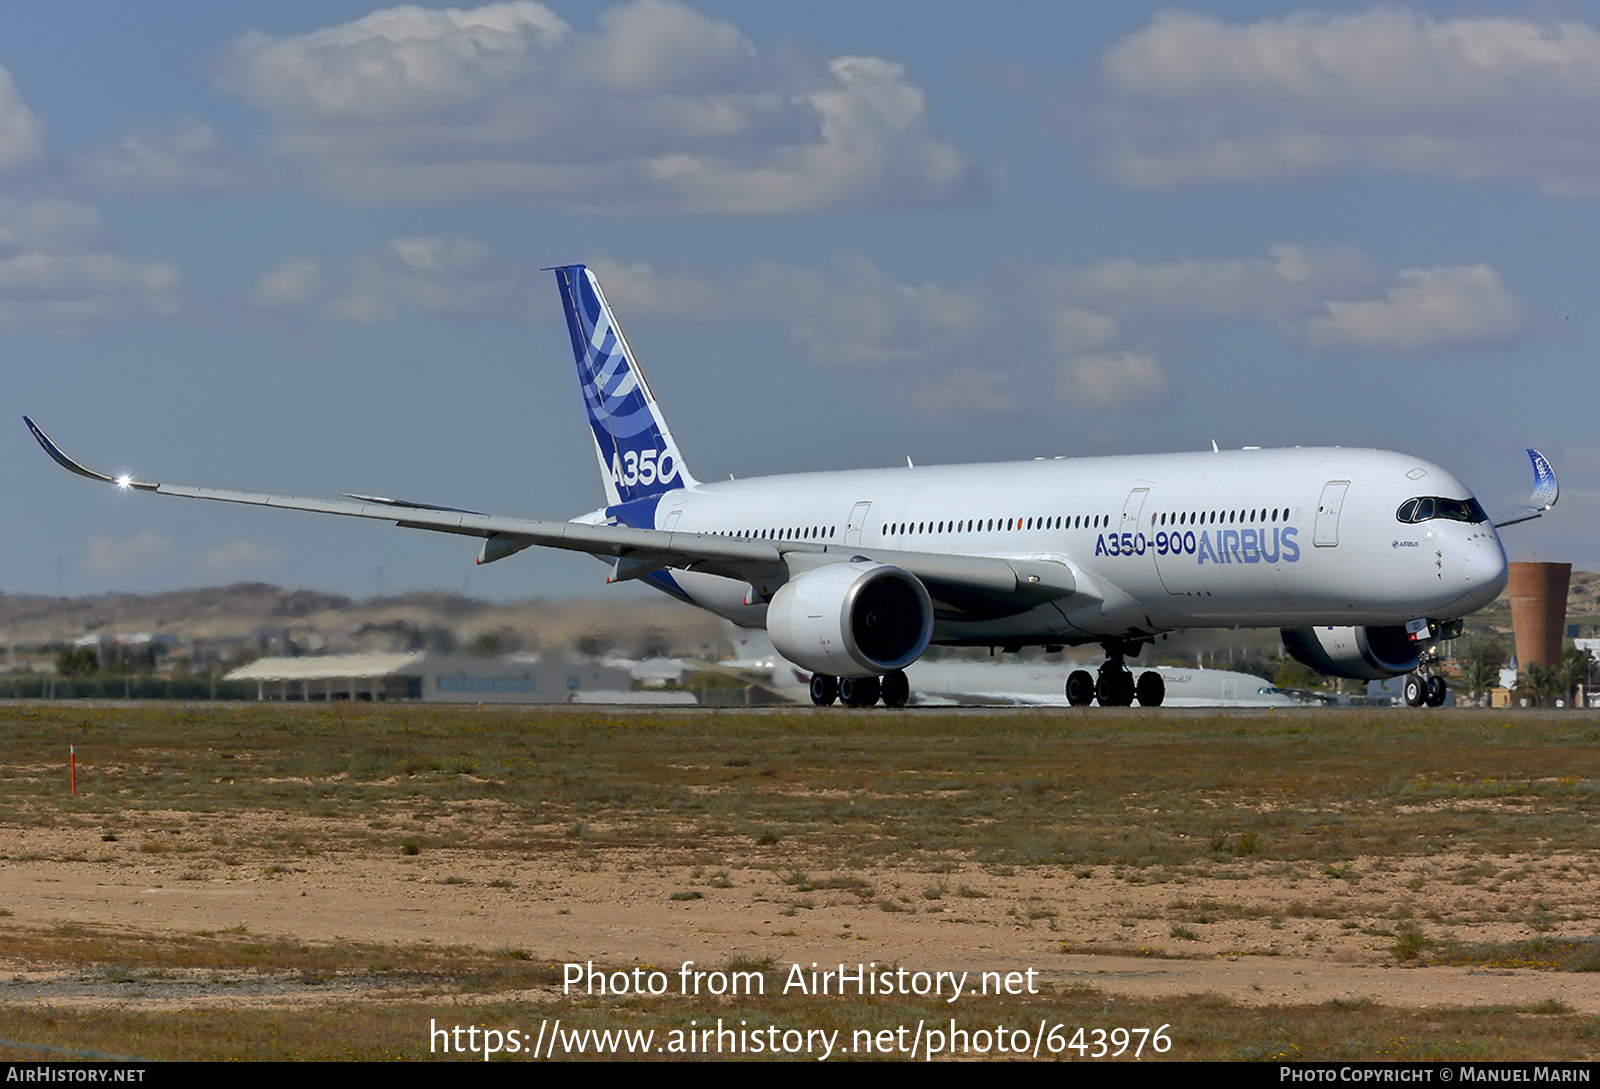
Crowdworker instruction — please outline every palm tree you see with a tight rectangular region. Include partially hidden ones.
[1555,646,1595,708]
[1459,640,1506,704]
[1515,661,1558,706]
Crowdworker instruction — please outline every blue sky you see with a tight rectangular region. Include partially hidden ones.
[5,1,1594,602]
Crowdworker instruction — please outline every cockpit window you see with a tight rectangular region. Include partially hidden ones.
[1395,496,1488,525]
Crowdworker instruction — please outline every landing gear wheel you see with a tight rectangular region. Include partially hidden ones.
[1403,674,1426,707]
[1097,667,1136,707]
[809,673,838,707]
[1426,676,1447,707]
[880,670,910,709]
[1135,671,1166,707]
[840,675,881,708]
[1066,670,1095,707]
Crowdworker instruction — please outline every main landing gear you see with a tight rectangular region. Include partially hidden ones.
[1066,641,1165,707]
[810,670,910,709]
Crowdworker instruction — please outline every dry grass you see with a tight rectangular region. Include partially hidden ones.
[2,702,1599,1061]
[5,703,1598,871]
[1,968,1596,1061]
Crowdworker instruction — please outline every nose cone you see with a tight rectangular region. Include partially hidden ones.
[1454,530,1509,615]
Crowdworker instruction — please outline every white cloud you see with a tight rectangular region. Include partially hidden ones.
[1098,8,1600,193]
[1059,244,1374,324]
[584,254,731,319]
[590,254,990,366]
[388,235,489,273]
[561,255,1018,415]
[0,68,186,330]
[1307,264,1523,350]
[252,256,323,308]
[78,118,237,192]
[200,539,288,575]
[0,194,180,331]
[1049,308,1118,353]
[327,236,519,322]
[0,63,43,174]
[1037,245,1523,351]
[225,2,571,120]
[253,237,523,321]
[85,531,285,578]
[0,196,102,253]
[744,257,987,365]
[647,55,986,213]
[1054,351,1168,410]
[575,0,753,91]
[907,365,1028,417]
[85,530,174,577]
[220,0,988,210]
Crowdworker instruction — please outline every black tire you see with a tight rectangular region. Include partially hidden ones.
[840,675,881,708]
[1097,667,1135,707]
[1403,674,1426,707]
[880,670,910,708]
[1426,676,1447,707]
[1135,671,1166,707]
[1066,669,1095,707]
[809,673,838,707]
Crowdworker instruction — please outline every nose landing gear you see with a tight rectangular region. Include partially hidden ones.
[1402,639,1451,707]
[1403,670,1448,707]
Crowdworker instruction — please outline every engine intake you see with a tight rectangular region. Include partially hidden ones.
[767,562,932,678]
[1280,625,1421,681]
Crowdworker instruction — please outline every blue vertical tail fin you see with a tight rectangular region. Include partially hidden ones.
[553,264,696,508]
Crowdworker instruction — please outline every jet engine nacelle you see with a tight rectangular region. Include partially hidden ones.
[767,562,933,678]
[1280,625,1421,681]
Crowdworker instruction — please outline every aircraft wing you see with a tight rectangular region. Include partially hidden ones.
[1491,448,1559,529]
[24,417,1079,614]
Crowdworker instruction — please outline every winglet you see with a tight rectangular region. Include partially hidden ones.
[22,416,158,491]
[1492,448,1559,528]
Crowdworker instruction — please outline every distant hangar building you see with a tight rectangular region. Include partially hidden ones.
[225,652,645,704]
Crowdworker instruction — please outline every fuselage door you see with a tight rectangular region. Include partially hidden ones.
[1120,488,1149,536]
[1314,481,1349,547]
[845,501,872,546]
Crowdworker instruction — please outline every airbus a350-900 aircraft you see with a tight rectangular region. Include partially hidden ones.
[25,264,1558,709]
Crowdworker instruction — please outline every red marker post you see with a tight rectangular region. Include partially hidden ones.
[70,744,76,796]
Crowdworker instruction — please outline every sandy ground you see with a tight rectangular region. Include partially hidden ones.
[2,817,1596,1015]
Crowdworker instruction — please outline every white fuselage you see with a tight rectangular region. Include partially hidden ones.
[611,446,1507,647]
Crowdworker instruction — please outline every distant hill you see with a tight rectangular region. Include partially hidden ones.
[0,582,729,660]
[2,570,1592,664]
